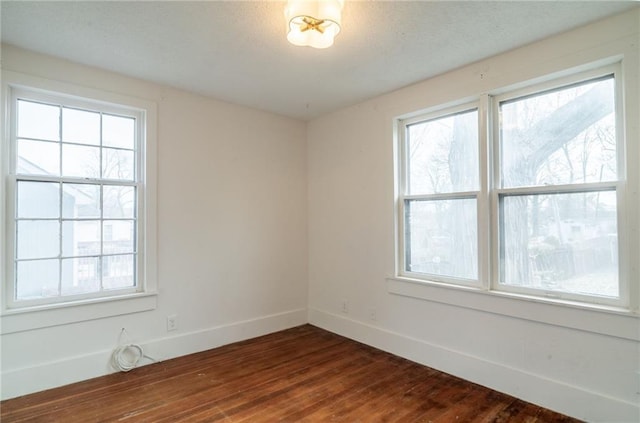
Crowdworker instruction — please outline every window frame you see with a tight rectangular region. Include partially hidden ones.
[491,65,626,307]
[1,71,157,332]
[396,101,487,288]
[395,62,629,310]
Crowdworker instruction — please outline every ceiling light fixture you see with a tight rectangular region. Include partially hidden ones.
[285,0,344,49]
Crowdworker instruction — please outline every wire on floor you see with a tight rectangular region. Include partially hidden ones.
[111,328,156,372]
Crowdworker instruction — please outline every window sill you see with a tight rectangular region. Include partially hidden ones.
[0,292,157,334]
[387,277,639,341]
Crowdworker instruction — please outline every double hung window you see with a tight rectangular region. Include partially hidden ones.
[4,83,152,310]
[397,64,626,308]
[401,106,481,284]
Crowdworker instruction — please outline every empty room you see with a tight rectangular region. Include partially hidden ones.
[1,1,639,422]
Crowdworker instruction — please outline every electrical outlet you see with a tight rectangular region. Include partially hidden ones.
[341,299,349,314]
[167,314,178,331]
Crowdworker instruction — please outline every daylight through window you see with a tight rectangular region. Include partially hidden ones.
[397,65,625,307]
[7,88,145,307]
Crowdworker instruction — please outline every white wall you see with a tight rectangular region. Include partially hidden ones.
[0,45,308,399]
[307,9,640,423]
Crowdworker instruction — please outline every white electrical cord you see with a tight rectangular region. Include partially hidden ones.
[111,344,144,372]
[111,328,155,372]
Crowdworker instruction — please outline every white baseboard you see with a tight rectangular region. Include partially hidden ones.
[308,307,639,423]
[1,308,307,400]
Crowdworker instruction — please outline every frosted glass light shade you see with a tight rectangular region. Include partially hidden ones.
[285,0,343,49]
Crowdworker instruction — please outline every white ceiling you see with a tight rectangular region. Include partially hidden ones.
[1,1,637,120]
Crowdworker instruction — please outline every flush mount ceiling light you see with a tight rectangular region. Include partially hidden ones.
[285,0,344,49]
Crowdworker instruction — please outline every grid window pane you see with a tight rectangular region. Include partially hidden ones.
[17,100,60,141]
[103,220,134,254]
[500,191,618,297]
[407,110,478,195]
[62,257,100,295]
[11,90,143,305]
[405,198,477,280]
[62,108,100,145]
[62,183,100,218]
[16,259,59,300]
[62,144,100,178]
[17,220,59,259]
[500,77,616,188]
[17,139,60,176]
[103,186,135,218]
[62,220,101,257]
[102,148,134,180]
[103,254,135,290]
[17,181,60,219]
[103,115,135,149]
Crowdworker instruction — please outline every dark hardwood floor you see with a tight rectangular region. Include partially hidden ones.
[1,324,581,422]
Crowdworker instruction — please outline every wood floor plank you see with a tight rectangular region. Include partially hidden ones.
[1,325,582,422]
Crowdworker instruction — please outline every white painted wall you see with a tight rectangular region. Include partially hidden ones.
[0,45,308,399]
[307,9,640,423]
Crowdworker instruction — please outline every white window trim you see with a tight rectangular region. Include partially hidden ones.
[1,71,158,333]
[386,276,639,342]
[489,66,626,308]
[397,101,485,289]
[394,61,638,316]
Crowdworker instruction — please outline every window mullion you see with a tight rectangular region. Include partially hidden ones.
[396,121,408,279]
[99,112,104,293]
[57,181,63,297]
[57,105,63,298]
[478,94,490,290]
[490,93,502,293]
[99,183,104,293]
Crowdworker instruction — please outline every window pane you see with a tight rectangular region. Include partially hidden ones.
[62,183,100,218]
[500,191,618,297]
[16,259,59,299]
[17,100,60,141]
[62,257,100,295]
[62,108,100,145]
[103,114,135,149]
[500,77,616,188]
[12,91,143,305]
[61,144,100,178]
[405,198,477,280]
[62,220,101,257]
[103,220,134,254]
[103,255,134,290]
[102,148,134,180]
[17,181,60,218]
[17,139,60,176]
[103,186,135,218]
[407,109,478,195]
[17,220,59,259]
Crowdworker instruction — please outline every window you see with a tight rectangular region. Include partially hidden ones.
[3,78,156,313]
[397,64,627,308]
[400,106,481,284]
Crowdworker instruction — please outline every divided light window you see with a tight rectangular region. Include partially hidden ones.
[397,65,625,307]
[7,88,144,307]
